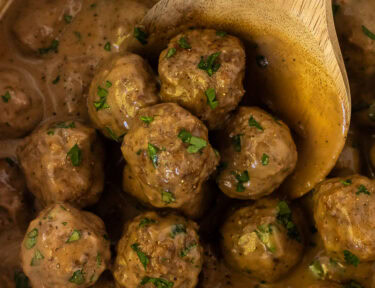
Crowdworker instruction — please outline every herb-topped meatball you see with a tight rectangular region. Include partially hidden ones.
[0,68,43,139]
[88,53,159,141]
[114,211,203,288]
[220,198,305,282]
[216,106,297,199]
[313,175,375,262]
[121,103,219,218]
[21,203,111,288]
[158,29,246,130]
[17,120,105,208]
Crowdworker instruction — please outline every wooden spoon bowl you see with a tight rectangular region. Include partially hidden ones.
[136,0,351,198]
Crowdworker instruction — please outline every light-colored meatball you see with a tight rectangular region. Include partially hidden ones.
[21,203,111,288]
[313,175,375,262]
[0,69,43,139]
[0,159,29,231]
[158,29,246,130]
[121,103,219,218]
[216,106,297,199]
[88,53,159,141]
[12,0,83,54]
[114,212,203,288]
[220,198,305,282]
[17,119,105,208]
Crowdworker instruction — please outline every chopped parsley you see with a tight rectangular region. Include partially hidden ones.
[341,179,352,186]
[67,144,82,167]
[52,75,60,84]
[276,201,301,242]
[256,55,269,68]
[14,271,30,288]
[69,270,85,285]
[140,277,173,288]
[2,91,11,102]
[216,31,227,37]
[344,250,359,267]
[309,260,324,279]
[140,116,154,125]
[231,134,242,152]
[162,190,175,204]
[38,39,59,55]
[30,250,44,266]
[178,37,191,49]
[64,14,73,23]
[255,224,275,253]
[261,153,269,166]
[55,121,75,129]
[198,52,221,76]
[104,42,111,51]
[180,242,197,257]
[131,243,149,270]
[178,129,207,153]
[134,27,148,45]
[232,170,250,192]
[332,4,340,15]
[148,143,160,168]
[139,218,156,228]
[205,88,218,109]
[105,127,124,143]
[74,31,82,40]
[170,224,186,238]
[362,25,375,40]
[94,85,110,110]
[356,184,370,195]
[25,228,38,249]
[66,230,81,243]
[249,116,264,131]
[166,48,177,58]
[62,222,68,226]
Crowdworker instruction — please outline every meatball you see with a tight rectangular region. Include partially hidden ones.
[17,119,105,208]
[113,211,203,288]
[0,68,43,139]
[12,0,83,53]
[216,106,297,199]
[0,159,29,231]
[88,53,159,141]
[158,29,246,130]
[313,175,375,262]
[121,103,219,218]
[21,203,111,288]
[220,198,305,282]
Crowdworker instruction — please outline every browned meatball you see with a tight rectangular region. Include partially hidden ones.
[158,29,245,130]
[0,159,29,231]
[17,119,105,208]
[12,0,83,54]
[21,203,111,288]
[0,68,43,139]
[121,103,219,218]
[314,175,375,262]
[113,211,203,288]
[220,198,304,282]
[88,53,159,141]
[217,106,297,199]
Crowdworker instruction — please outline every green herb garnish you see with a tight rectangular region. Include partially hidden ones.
[178,129,207,153]
[198,52,221,76]
[2,91,11,102]
[25,228,38,249]
[356,184,370,195]
[216,31,227,37]
[38,39,59,55]
[67,230,81,243]
[94,85,110,110]
[309,260,324,279]
[139,218,156,228]
[255,224,275,253]
[205,88,218,109]
[162,191,175,204]
[261,153,269,166]
[344,250,359,267]
[148,143,160,168]
[105,127,124,143]
[67,144,82,167]
[178,37,191,49]
[30,250,44,266]
[52,75,60,84]
[170,224,186,238]
[231,134,242,152]
[55,121,75,129]
[341,179,352,186]
[362,25,375,40]
[104,42,111,51]
[64,14,73,23]
[134,27,148,45]
[69,270,85,285]
[131,243,149,270]
[140,277,173,288]
[232,170,250,192]
[96,253,102,267]
[276,201,301,242]
[180,242,197,257]
[249,116,263,131]
[166,48,177,58]
[140,116,154,125]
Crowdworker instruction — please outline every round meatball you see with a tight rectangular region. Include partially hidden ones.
[21,203,111,288]
[0,158,29,231]
[12,0,83,53]
[313,175,375,262]
[158,29,245,130]
[17,119,105,208]
[121,103,219,218]
[88,53,159,141]
[216,106,297,199]
[220,198,305,282]
[113,211,203,288]
[0,69,43,139]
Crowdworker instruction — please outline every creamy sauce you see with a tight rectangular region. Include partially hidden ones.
[0,0,373,288]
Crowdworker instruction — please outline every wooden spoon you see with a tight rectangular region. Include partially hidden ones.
[135,0,351,199]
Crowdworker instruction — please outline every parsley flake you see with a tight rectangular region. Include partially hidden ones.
[178,37,191,49]
[148,143,160,168]
[180,242,197,257]
[105,127,124,143]
[170,224,186,238]
[205,88,218,109]
[67,144,82,167]
[69,270,85,285]
[104,42,111,51]
[140,116,154,125]
[140,277,173,288]
[362,25,375,40]
[232,170,250,192]
[357,184,370,195]
[94,85,110,111]
[341,179,352,186]
[249,116,264,131]
[261,153,269,166]
[178,129,207,153]
[276,201,301,242]
[25,228,38,249]
[134,27,148,45]
[38,39,59,55]
[30,250,44,266]
[131,243,149,270]
[231,134,242,152]
[64,14,73,24]
[162,190,175,204]
[2,91,11,102]
[309,260,324,279]
[166,48,176,58]
[216,31,227,37]
[139,218,156,228]
[344,250,359,267]
[52,75,60,84]
[255,224,276,253]
[66,230,81,243]
[198,52,221,76]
